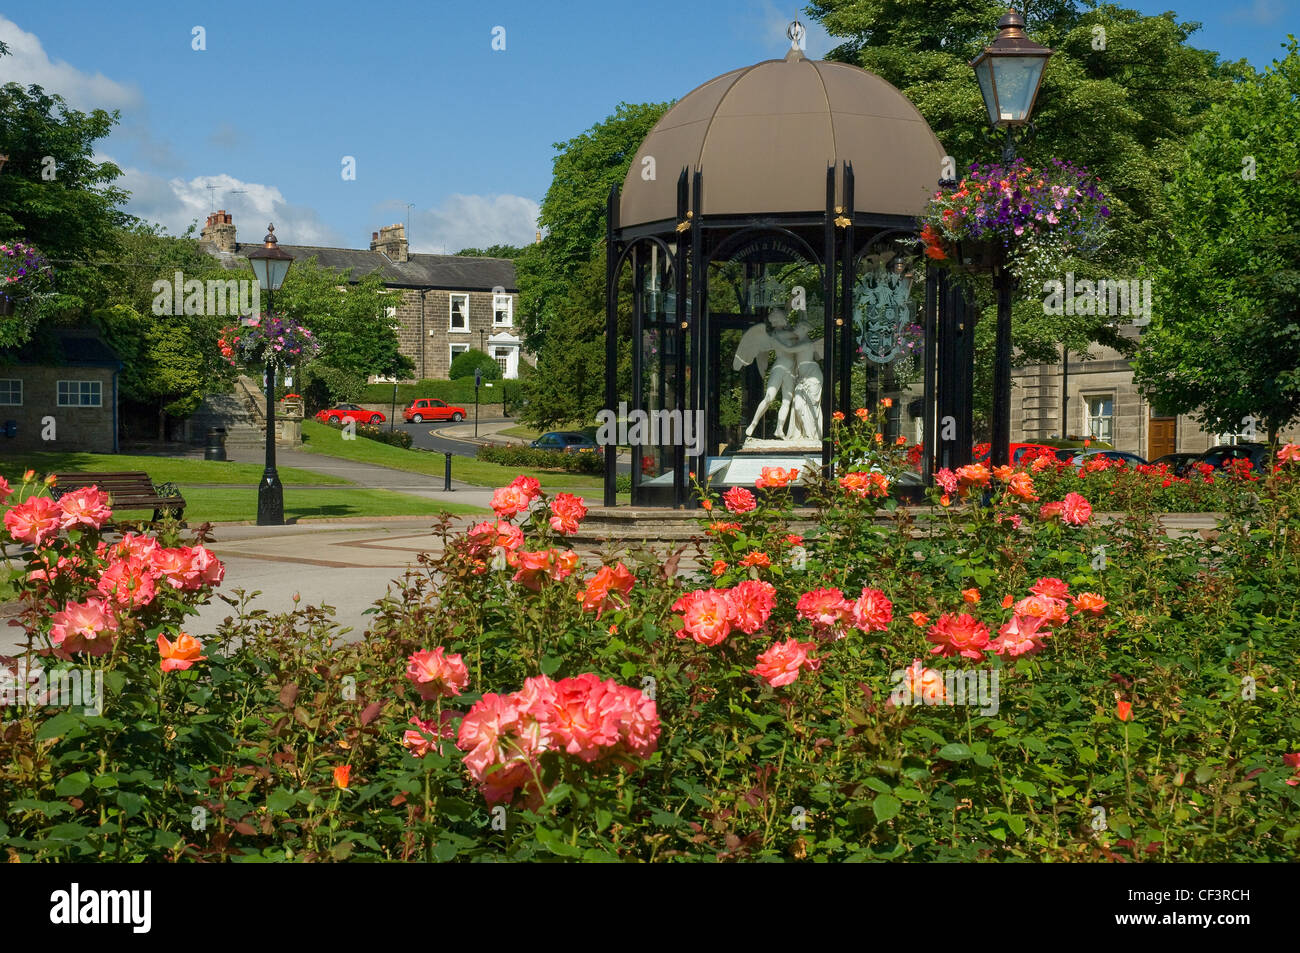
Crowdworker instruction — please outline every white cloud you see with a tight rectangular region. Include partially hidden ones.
[0,15,140,111]
[110,162,341,246]
[1237,0,1286,25]
[407,193,540,253]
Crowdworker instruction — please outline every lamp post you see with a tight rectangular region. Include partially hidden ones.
[246,223,295,525]
[971,8,1052,468]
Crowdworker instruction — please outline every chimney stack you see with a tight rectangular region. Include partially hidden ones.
[370,223,408,263]
[201,209,237,253]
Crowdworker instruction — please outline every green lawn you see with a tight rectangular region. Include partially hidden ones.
[497,424,542,441]
[299,420,607,491]
[0,452,349,486]
[112,487,488,524]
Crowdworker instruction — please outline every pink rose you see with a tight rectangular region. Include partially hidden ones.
[750,638,821,688]
[672,589,734,646]
[57,486,113,530]
[1061,492,1092,526]
[406,647,470,700]
[722,486,757,514]
[3,496,62,546]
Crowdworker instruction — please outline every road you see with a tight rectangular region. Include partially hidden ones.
[395,415,513,456]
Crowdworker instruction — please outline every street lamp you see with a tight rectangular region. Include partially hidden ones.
[971,8,1053,161]
[246,223,295,525]
[971,9,1052,469]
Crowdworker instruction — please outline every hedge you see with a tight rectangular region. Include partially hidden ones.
[360,378,524,406]
[476,442,603,474]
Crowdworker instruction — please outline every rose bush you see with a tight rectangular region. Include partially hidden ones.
[3,414,1299,861]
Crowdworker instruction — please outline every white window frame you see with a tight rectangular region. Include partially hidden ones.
[1083,394,1114,444]
[57,380,102,408]
[449,294,470,333]
[449,342,470,366]
[492,293,513,327]
[0,379,22,406]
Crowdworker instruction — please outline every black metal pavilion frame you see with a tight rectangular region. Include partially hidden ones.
[604,163,975,507]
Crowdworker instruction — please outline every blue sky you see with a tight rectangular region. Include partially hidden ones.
[1,1,1294,254]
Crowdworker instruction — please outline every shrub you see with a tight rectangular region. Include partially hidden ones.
[320,418,413,448]
[4,422,1299,863]
[358,378,523,406]
[449,349,502,382]
[476,442,603,474]
[301,364,366,410]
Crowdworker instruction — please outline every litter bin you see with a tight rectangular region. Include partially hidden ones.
[204,427,228,461]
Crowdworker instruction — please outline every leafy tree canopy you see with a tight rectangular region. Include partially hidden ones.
[272,258,414,383]
[1133,37,1300,441]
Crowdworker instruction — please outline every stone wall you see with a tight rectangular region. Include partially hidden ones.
[0,365,116,453]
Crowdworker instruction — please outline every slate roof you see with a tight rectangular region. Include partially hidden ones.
[12,327,122,368]
[220,242,517,293]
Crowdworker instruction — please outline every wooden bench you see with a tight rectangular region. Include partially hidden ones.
[50,472,186,523]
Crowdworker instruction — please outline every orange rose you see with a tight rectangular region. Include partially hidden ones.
[961,588,981,604]
[333,765,351,789]
[1116,700,1133,722]
[908,611,930,628]
[157,632,206,672]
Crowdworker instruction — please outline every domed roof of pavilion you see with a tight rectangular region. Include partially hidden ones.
[619,47,947,229]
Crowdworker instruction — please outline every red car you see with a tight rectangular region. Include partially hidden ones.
[315,403,385,425]
[403,398,466,423]
[973,442,1059,465]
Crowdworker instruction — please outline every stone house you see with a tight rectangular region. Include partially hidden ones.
[0,328,121,454]
[200,214,530,380]
[1011,323,1300,458]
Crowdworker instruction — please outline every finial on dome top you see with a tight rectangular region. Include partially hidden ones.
[786,19,806,60]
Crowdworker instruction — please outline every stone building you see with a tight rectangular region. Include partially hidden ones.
[200,214,529,380]
[1011,323,1299,457]
[0,328,122,454]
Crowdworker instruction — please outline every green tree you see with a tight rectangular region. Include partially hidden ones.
[807,0,1248,425]
[455,244,529,259]
[272,258,414,382]
[449,348,502,381]
[517,101,669,427]
[0,77,131,321]
[1133,39,1300,444]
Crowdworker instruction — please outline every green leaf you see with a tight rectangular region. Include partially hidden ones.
[267,790,295,814]
[36,711,84,742]
[872,793,902,823]
[54,771,91,797]
[938,743,973,761]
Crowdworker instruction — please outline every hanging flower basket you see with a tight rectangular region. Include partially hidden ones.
[218,312,321,369]
[919,159,1111,289]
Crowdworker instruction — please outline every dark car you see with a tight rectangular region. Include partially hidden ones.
[530,431,601,455]
[1151,452,1200,477]
[1195,443,1270,473]
[1068,448,1149,469]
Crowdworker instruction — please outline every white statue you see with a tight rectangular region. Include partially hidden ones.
[733,308,824,444]
[785,319,824,441]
